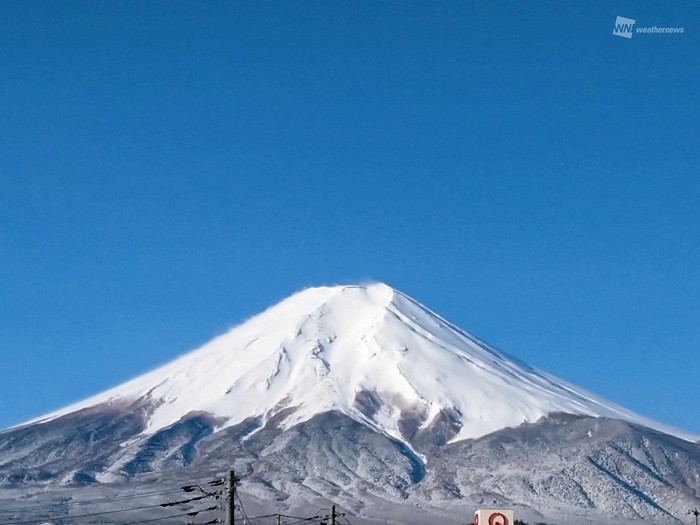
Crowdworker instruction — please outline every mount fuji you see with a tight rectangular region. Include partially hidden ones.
[2,283,700,524]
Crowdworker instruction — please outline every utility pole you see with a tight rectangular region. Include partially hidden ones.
[224,469,236,525]
[320,505,343,525]
[690,508,699,525]
[276,514,281,525]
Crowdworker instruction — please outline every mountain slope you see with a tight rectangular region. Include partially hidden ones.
[2,283,700,524]
[14,283,697,445]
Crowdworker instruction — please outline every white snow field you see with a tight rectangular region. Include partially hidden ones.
[17,283,698,445]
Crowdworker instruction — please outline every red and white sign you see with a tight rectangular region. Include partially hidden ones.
[474,508,514,525]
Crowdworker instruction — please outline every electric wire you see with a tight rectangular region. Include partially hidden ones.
[245,513,280,521]
[118,504,218,525]
[0,475,224,515]
[282,514,324,525]
[0,494,212,525]
[285,518,319,525]
[0,473,330,525]
[244,512,322,525]
[0,486,187,514]
[246,512,320,523]
[234,488,250,523]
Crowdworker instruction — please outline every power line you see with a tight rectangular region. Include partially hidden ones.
[0,494,212,524]
[0,487,186,514]
[283,514,324,525]
[245,512,322,524]
[0,473,225,515]
[0,471,339,525]
[245,513,280,521]
[234,486,250,524]
[119,504,219,525]
[285,519,318,525]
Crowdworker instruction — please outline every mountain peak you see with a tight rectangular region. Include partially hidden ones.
[17,284,699,446]
[281,282,397,309]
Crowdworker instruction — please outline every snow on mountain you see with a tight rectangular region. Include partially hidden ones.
[16,283,698,445]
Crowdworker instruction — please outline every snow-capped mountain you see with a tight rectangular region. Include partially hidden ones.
[17,283,696,444]
[2,283,700,524]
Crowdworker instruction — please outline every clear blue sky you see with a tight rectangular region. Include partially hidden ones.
[1,1,698,434]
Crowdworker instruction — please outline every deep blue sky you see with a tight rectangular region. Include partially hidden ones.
[1,1,698,434]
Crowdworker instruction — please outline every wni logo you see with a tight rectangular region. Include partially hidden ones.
[613,16,636,38]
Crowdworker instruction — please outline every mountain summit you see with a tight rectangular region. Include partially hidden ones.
[20,283,695,444]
